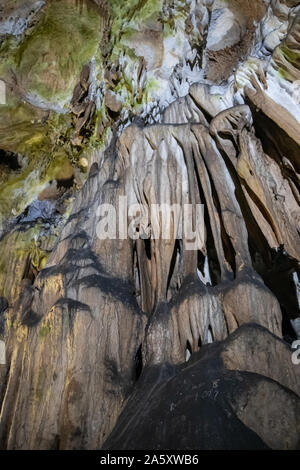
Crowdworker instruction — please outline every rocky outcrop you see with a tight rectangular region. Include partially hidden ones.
[104,324,300,450]
[0,0,299,451]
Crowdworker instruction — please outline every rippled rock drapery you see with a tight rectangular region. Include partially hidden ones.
[0,0,299,450]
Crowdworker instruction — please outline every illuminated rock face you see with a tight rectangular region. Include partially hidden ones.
[0,0,299,450]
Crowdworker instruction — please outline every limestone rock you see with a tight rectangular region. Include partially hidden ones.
[103,324,300,450]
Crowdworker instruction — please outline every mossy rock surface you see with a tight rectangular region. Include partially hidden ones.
[12,0,102,108]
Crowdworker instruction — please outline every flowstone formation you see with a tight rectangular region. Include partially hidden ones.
[0,0,299,450]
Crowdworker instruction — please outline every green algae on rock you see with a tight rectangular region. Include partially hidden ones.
[0,1,104,226]
[12,0,103,109]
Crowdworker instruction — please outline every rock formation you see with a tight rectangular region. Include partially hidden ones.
[0,0,299,450]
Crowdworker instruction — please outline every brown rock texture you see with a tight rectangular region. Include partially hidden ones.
[0,0,299,450]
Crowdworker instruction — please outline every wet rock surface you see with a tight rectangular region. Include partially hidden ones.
[0,0,299,450]
[104,325,300,450]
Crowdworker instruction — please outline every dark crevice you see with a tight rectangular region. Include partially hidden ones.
[208,325,214,343]
[56,175,75,190]
[144,238,151,261]
[134,344,143,381]
[166,239,181,298]
[259,248,300,322]
[220,224,236,278]
[133,243,141,307]
[107,107,120,121]
[0,149,22,171]
[215,140,300,323]
[282,306,297,344]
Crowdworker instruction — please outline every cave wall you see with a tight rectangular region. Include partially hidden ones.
[0,0,299,450]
